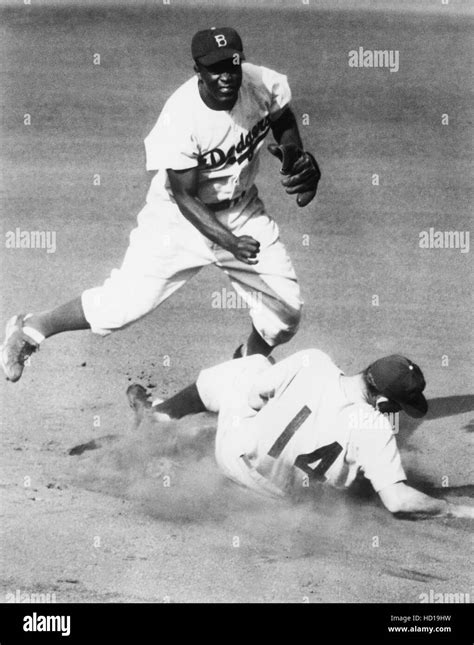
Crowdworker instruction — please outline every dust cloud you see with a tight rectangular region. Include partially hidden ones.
[68,410,378,552]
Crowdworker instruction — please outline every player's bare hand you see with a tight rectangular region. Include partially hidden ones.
[228,235,260,265]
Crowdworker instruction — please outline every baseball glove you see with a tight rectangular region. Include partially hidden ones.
[268,143,321,207]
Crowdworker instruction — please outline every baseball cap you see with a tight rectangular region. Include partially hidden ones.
[191,27,244,66]
[367,355,428,418]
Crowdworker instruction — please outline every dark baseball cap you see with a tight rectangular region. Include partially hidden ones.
[368,355,428,418]
[191,27,244,66]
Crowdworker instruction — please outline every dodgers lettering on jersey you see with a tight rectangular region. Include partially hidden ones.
[197,114,272,170]
[144,62,291,205]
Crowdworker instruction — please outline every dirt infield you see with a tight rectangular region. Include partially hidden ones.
[0,2,472,604]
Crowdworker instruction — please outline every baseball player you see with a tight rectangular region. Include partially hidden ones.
[1,27,320,383]
[127,349,474,519]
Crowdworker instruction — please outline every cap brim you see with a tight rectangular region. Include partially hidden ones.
[398,393,428,418]
[196,48,244,66]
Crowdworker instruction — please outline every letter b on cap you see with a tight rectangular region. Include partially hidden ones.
[214,34,227,47]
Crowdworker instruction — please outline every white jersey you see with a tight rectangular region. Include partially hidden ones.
[144,62,291,205]
[197,350,406,497]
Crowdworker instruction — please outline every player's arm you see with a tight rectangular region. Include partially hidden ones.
[270,106,303,148]
[167,167,260,265]
[268,107,321,207]
[357,417,473,520]
[378,482,474,519]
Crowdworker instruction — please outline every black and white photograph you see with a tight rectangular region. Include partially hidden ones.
[0,0,472,640]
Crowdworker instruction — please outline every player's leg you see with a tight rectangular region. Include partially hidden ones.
[206,361,286,498]
[1,202,214,382]
[153,384,206,419]
[196,354,277,484]
[129,354,271,423]
[0,299,90,381]
[79,202,214,337]
[218,240,303,357]
[21,297,90,338]
[127,356,271,463]
[127,382,206,422]
[233,325,273,358]
[180,356,270,421]
[214,187,303,358]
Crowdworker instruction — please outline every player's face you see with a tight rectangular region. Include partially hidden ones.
[195,58,243,110]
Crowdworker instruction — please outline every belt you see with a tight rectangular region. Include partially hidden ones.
[205,191,246,212]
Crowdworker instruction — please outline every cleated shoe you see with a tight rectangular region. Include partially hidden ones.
[0,314,39,382]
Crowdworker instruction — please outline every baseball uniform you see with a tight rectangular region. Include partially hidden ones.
[196,349,406,498]
[81,62,303,347]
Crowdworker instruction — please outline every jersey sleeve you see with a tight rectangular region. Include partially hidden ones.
[144,97,200,172]
[353,412,407,493]
[260,66,292,119]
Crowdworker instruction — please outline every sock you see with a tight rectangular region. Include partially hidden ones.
[23,315,45,345]
[21,297,90,339]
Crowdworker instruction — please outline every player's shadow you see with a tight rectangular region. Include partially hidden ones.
[400,394,474,439]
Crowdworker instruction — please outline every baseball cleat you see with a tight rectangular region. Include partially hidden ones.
[126,384,172,425]
[127,383,152,430]
[0,314,39,382]
[126,383,151,411]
